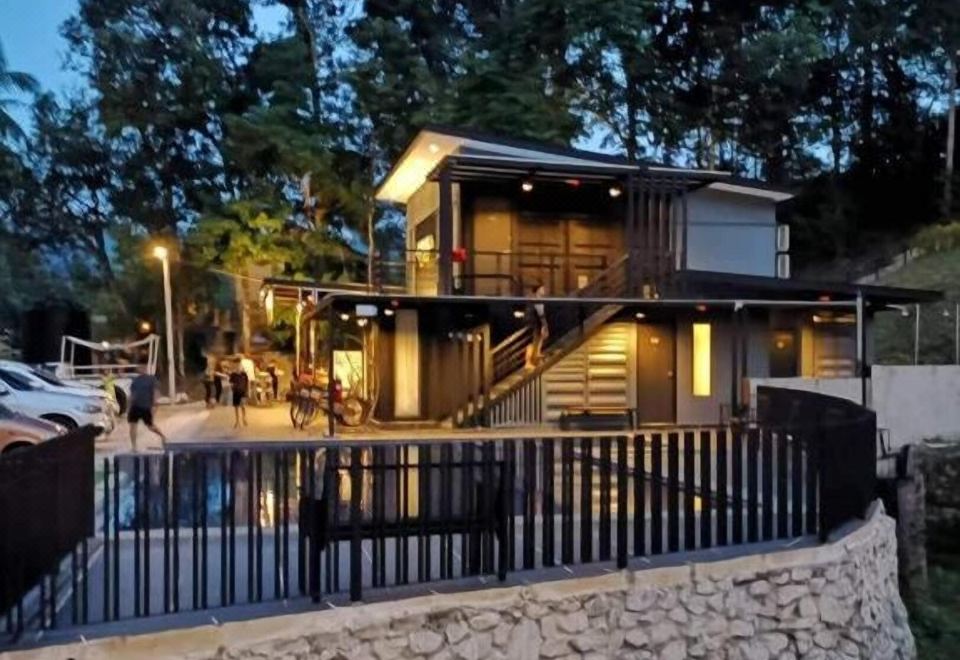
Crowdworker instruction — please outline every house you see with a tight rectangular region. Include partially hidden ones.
[266,126,939,432]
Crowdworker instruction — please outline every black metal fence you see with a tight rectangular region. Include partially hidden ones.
[1,388,877,647]
[0,427,96,636]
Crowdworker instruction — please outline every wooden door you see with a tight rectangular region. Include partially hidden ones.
[515,215,564,294]
[567,216,623,291]
[470,198,513,295]
[635,322,676,423]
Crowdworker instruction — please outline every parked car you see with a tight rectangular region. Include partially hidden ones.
[0,360,119,415]
[0,375,114,433]
[0,403,65,455]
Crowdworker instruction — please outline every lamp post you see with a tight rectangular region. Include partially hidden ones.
[153,245,176,402]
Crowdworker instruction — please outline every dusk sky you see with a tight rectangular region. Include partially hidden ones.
[0,1,288,125]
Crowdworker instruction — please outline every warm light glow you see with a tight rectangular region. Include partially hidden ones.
[521,180,534,192]
[152,245,168,260]
[564,178,581,187]
[692,323,711,397]
[608,185,622,198]
[428,142,440,154]
[513,309,526,319]
[339,312,350,321]
[139,321,152,333]
[333,350,364,390]
[695,304,707,312]
[818,295,831,302]
[356,318,368,327]
[383,308,395,317]
[635,312,646,319]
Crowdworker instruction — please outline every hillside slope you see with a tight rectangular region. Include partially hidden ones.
[873,249,957,365]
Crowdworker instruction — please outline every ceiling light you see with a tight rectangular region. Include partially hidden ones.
[513,309,526,319]
[383,308,395,317]
[609,185,623,198]
[564,178,581,187]
[696,304,707,312]
[818,295,831,302]
[635,312,646,319]
[521,179,534,192]
[356,318,369,327]
[339,313,350,322]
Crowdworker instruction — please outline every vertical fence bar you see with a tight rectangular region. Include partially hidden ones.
[133,456,141,618]
[498,439,513,581]
[482,442,495,573]
[560,438,574,565]
[461,442,473,575]
[747,429,759,543]
[579,436,593,564]
[716,430,728,546]
[247,452,256,603]
[172,454,180,613]
[542,439,555,567]
[112,456,120,620]
[667,432,679,553]
[762,428,773,541]
[282,450,290,600]
[792,432,804,537]
[418,443,430,582]
[806,430,819,536]
[683,431,695,550]
[81,536,88,625]
[699,430,712,549]
[163,453,170,615]
[102,458,110,621]
[297,450,306,596]
[651,433,663,554]
[254,453,263,601]
[616,435,628,568]
[220,453,228,607]
[70,547,78,626]
[776,431,788,539]
[401,446,410,584]
[349,447,363,601]
[599,437,612,561]
[228,452,236,605]
[193,454,201,610]
[633,434,646,556]
[273,452,281,599]
[441,443,453,579]
[732,428,744,544]
[201,455,209,609]
[522,440,536,570]
[143,457,151,618]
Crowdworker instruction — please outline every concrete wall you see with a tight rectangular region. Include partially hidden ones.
[8,502,913,660]
[685,189,778,277]
[750,366,960,448]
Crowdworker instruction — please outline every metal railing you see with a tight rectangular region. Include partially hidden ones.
[1,388,877,647]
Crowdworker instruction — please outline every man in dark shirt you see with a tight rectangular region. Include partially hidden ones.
[127,367,167,452]
[229,363,249,428]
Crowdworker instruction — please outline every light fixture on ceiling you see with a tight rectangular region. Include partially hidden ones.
[696,304,707,312]
[609,185,623,198]
[635,312,646,319]
[513,309,526,319]
[564,178,581,187]
[339,312,350,322]
[521,179,534,192]
[356,318,369,328]
[383,307,395,317]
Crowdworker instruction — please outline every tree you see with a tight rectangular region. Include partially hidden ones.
[0,39,38,143]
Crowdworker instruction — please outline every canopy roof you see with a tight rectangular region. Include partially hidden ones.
[375,125,794,205]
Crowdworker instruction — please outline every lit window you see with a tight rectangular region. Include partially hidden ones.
[692,323,711,397]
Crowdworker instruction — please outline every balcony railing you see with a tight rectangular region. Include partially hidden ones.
[1,388,877,647]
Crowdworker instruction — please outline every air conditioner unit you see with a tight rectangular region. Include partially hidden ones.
[776,253,791,279]
[776,224,790,252]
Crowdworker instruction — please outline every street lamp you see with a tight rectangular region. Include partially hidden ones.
[152,244,176,402]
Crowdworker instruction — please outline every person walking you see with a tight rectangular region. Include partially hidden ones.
[202,350,217,408]
[525,282,549,368]
[229,363,249,428]
[127,366,167,452]
[213,361,225,405]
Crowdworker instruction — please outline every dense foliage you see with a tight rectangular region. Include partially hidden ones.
[1,0,960,346]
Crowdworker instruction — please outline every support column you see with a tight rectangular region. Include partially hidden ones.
[327,303,337,437]
[437,165,454,295]
[626,175,637,296]
[856,290,867,406]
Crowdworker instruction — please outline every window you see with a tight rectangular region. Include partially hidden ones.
[31,368,65,387]
[692,323,711,397]
[0,369,35,391]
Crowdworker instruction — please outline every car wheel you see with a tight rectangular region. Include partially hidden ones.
[113,385,128,415]
[41,414,79,430]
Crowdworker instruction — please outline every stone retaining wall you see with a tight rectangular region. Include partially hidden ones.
[4,502,914,660]
[918,441,960,555]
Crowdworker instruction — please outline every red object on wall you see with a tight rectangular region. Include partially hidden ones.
[452,247,468,263]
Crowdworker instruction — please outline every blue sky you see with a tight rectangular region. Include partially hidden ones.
[0,1,288,126]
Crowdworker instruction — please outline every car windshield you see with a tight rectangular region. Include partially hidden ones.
[30,368,66,387]
[0,369,35,391]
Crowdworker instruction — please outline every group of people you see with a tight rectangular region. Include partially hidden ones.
[201,352,282,428]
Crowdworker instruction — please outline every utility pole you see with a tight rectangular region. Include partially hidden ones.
[945,51,958,218]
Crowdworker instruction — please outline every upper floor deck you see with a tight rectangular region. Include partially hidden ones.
[375,126,794,299]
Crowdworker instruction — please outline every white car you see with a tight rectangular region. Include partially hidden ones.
[0,361,119,416]
[0,373,114,433]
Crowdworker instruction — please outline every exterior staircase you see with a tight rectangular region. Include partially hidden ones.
[451,254,634,427]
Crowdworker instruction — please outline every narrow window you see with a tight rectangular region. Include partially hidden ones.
[692,323,711,397]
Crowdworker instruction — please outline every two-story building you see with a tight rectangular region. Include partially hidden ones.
[267,126,938,433]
